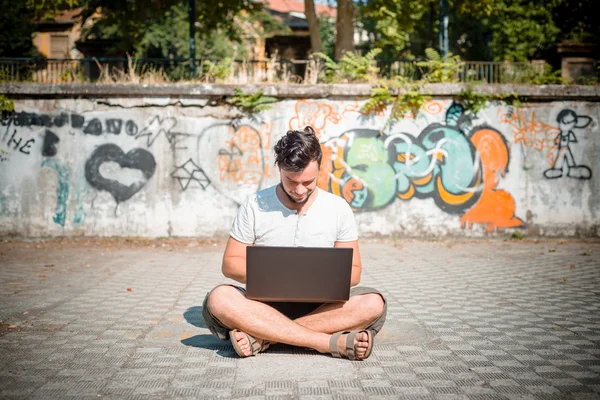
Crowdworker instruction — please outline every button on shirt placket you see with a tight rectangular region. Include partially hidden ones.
[294,212,301,246]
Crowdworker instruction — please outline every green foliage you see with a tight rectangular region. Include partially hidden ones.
[0,96,15,112]
[312,52,340,83]
[0,2,39,57]
[362,77,430,125]
[78,0,284,59]
[200,58,232,82]
[489,0,560,61]
[318,17,336,60]
[360,0,429,59]
[314,49,382,83]
[456,87,490,114]
[553,0,599,43]
[26,0,79,20]
[510,231,526,240]
[496,93,523,108]
[457,87,524,113]
[231,88,277,114]
[417,48,463,83]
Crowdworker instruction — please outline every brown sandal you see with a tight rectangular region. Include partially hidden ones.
[229,329,270,357]
[329,329,374,360]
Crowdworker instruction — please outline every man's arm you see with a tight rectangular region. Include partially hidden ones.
[222,236,250,283]
[335,240,362,286]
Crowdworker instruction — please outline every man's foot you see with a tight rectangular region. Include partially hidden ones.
[338,331,370,359]
[329,330,374,360]
[229,329,270,357]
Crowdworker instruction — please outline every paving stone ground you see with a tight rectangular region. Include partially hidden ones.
[0,237,599,399]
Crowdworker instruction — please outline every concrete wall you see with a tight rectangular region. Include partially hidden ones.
[1,84,599,237]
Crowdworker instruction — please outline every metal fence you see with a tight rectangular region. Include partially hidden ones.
[0,57,558,84]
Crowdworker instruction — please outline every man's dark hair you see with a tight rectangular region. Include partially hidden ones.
[274,126,322,172]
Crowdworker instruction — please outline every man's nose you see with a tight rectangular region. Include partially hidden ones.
[295,185,306,195]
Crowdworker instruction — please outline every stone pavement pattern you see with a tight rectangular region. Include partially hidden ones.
[0,238,599,399]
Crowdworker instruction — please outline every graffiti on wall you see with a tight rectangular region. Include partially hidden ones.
[318,102,523,231]
[42,130,60,157]
[499,107,594,180]
[544,109,592,180]
[1,110,140,136]
[2,128,35,155]
[289,100,341,139]
[217,123,274,186]
[41,158,71,227]
[172,159,210,191]
[85,144,156,204]
[3,99,597,235]
[136,115,191,149]
[499,108,559,152]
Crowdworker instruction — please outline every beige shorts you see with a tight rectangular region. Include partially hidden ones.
[202,285,387,341]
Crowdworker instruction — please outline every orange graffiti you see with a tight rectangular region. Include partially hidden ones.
[499,108,559,157]
[342,100,385,117]
[318,136,349,196]
[460,128,524,232]
[318,144,334,192]
[218,123,274,184]
[423,100,445,115]
[342,177,364,204]
[289,100,341,139]
[437,171,480,206]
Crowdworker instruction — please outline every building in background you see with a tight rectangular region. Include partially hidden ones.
[263,0,336,77]
[33,8,85,59]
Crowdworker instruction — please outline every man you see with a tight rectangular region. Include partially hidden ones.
[202,126,387,360]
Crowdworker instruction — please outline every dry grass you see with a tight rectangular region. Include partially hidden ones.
[95,56,169,84]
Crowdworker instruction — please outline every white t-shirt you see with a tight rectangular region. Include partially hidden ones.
[230,186,358,247]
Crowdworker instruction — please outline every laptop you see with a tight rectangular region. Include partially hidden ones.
[246,246,353,302]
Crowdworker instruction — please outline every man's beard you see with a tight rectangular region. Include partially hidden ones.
[279,182,315,205]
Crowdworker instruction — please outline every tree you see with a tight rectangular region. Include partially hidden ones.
[0,2,38,57]
[553,0,598,43]
[305,0,323,53]
[488,0,560,61]
[358,0,569,62]
[77,0,268,56]
[335,0,355,59]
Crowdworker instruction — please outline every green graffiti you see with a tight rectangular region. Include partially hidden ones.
[0,192,6,216]
[41,159,71,227]
[322,124,482,214]
[345,137,397,209]
[72,170,88,226]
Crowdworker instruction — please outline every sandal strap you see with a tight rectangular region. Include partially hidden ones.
[346,330,360,360]
[249,335,262,354]
[329,331,350,358]
[247,334,270,355]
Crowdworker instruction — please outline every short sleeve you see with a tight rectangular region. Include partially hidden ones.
[229,196,256,244]
[336,201,358,242]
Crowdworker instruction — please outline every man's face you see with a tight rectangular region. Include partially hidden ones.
[279,160,319,205]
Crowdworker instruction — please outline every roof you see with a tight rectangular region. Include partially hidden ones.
[35,7,84,25]
[264,0,336,18]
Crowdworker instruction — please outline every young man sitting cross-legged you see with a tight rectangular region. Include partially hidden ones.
[202,126,387,360]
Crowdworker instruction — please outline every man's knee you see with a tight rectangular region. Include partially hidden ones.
[354,292,385,319]
[206,284,244,316]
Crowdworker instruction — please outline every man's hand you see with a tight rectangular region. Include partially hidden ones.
[335,240,362,286]
[222,236,250,283]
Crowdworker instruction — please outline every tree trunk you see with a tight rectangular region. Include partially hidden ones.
[305,0,322,54]
[334,0,354,59]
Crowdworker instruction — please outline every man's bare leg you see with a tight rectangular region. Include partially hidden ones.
[291,293,384,359]
[294,293,385,333]
[208,285,331,355]
[209,286,384,358]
